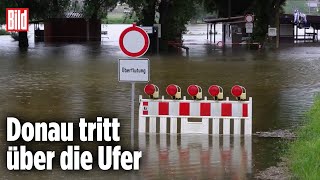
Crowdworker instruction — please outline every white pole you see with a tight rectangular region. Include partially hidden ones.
[212,118,220,135]
[170,117,178,133]
[131,83,135,145]
[234,118,241,135]
[160,117,167,133]
[138,95,146,133]
[245,97,253,135]
[223,118,231,135]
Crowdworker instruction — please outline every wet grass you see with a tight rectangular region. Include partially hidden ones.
[0,29,9,35]
[288,95,320,179]
[102,14,137,24]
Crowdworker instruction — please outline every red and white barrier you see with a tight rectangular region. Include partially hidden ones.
[138,96,253,135]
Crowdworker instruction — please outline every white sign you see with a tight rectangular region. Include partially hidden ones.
[118,58,150,82]
[154,24,161,38]
[141,26,153,34]
[245,23,253,29]
[245,23,253,34]
[268,27,277,37]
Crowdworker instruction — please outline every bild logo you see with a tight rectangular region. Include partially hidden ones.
[6,8,29,32]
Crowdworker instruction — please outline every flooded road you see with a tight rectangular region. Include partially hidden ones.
[0,24,320,179]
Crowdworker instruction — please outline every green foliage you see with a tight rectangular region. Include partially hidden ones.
[123,0,157,25]
[123,0,202,50]
[190,3,209,23]
[83,0,118,19]
[159,0,199,39]
[252,0,286,43]
[0,29,10,35]
[287,95,320,179]
[204,0,254,17]
[102,13,138,24]
[283,0,308,14]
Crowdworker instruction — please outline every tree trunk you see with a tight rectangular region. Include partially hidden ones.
[141,0,156,26]
[19,32,29,49]
[275,0,280,48]
[159,0,170,51]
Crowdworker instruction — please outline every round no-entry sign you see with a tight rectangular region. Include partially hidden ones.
[119,24,150,57]
[217,41,224,47]
[245,14,254,23]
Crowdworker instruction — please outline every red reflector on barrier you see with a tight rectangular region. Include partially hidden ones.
[221,103,232,116]
[242,104,248,117]
[179,102,190,116]
[187,85,199,96]
[208,85,220,97]
[231,85,242,97]
[159,102,169,115]
[144,84,155,95]
[166,84,178,96]
[200,103,211,116]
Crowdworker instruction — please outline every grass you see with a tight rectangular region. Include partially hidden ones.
[0,29,9,35]
[287,94,320,179]
[102,13,138,24]
[283,0,320,15]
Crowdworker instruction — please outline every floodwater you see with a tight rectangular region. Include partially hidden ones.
[0,24,320,179]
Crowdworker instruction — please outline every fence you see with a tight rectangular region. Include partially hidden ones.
[138,95,252,135]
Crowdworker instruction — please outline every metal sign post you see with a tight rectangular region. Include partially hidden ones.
[131,82,135,143]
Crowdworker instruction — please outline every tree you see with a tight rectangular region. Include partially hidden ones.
[158,0,200,50]
[122,0,156,26]
[124,0,201,51]
[204,0,254,17]
[252,0,286,43]
[83,0,118,19]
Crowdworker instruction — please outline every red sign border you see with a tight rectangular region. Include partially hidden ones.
[6,8,29,32]
[119,24,150,57]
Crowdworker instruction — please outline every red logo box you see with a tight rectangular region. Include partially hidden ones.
[6,8,29,32]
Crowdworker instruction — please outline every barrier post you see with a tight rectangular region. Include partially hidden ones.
[244,97,253,135]
[223,97,231,135]
[212,118,220,135]
[150,117,157,133]
[170,117,178,133]
[138,95,146,133]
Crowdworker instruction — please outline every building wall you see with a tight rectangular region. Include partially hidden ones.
[44,18,101,43]
[280,24,294,43]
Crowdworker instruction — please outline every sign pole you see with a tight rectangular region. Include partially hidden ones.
[131,82,135,146]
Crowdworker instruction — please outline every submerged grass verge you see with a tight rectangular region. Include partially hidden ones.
[0,29,10,35]
[288,95,320,179]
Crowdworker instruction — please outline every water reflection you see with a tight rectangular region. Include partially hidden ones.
[139,135,252,179]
